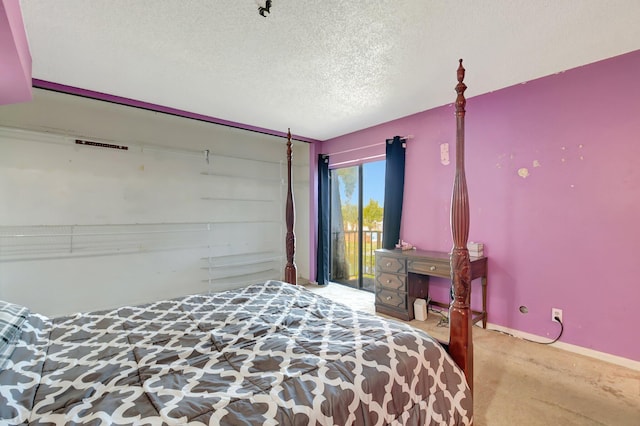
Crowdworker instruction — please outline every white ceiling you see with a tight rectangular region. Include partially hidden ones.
[19,0,640,141]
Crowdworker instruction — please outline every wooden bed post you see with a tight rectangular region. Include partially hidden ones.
[449,59,473,393]
[284,128,298,285]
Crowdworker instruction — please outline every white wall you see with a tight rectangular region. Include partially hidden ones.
[0,89,310,316]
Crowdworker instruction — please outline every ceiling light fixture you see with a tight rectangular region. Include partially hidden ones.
[257,0,272,17]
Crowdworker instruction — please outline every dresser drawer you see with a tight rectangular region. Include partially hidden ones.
[408,258,451,278]
[375,272,406,291]
[375,288,407,311]
[376,255,406,274]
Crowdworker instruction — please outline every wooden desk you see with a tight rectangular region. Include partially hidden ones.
[374,248,488,327]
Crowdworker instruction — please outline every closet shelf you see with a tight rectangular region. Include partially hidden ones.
[200,171,282,182]
[202,256,281,269]
[202,268,280,284]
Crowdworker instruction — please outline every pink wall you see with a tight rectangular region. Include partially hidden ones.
[316,49,640,361]
[0,0,32,104]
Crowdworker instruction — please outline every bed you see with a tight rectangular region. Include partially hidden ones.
[0,61,475,425]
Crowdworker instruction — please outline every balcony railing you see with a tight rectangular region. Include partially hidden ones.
[331,230,383,280]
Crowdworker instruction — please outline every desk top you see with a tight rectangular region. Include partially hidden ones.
[375,248,486,262]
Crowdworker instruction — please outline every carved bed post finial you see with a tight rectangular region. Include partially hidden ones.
[284,128,298,285]
[450,59,473,393]
[456,59,467,117]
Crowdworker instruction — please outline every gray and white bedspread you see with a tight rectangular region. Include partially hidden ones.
[0,280,472,425]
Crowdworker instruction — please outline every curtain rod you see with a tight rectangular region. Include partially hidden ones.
[329,154,386,168]
[325,135,413,156]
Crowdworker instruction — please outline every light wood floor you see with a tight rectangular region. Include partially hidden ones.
[305,283,640,426]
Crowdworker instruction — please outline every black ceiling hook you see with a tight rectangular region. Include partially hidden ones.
[258,0,272,17]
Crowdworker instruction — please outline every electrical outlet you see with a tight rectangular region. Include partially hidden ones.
[552,308,563,323]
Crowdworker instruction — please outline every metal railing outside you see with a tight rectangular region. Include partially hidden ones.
[331,230,383,280]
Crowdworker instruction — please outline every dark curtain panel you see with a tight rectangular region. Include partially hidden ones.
[382,136,406,249]
[316,154,330,285]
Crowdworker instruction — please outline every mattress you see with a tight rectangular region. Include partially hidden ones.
[0,280,472,425]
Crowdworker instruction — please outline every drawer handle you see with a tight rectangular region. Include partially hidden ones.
[386,279,392,284]
[429,266,436,271]
[385,262,392,267]
[385,296,392,301]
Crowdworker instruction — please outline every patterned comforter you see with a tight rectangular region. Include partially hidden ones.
[0,281,472,425]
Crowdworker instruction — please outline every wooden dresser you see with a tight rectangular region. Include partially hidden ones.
[374,248,488,326]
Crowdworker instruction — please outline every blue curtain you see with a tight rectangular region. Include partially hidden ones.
[316,154,330,285]
[382,136,406,249]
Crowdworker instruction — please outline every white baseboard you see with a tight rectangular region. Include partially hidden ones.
[486,323,640,371]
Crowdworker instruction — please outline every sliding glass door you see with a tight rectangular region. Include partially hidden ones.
[330,166,359,288]
[330,161,385,291]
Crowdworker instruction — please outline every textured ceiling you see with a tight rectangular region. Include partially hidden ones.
[18,0,640,141]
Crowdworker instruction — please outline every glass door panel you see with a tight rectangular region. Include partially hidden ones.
[361,161,385,291]
[330,166,360,287]
[330,161,385,291]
